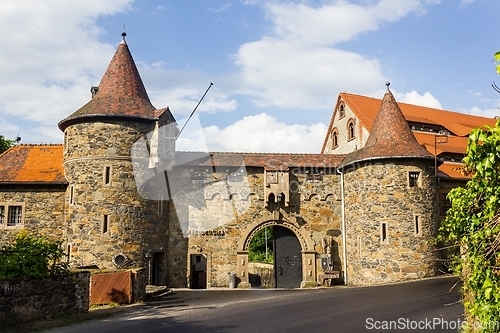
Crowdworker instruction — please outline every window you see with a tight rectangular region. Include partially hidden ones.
[339,103,345,119]
[408,171,421,187]
[331,128,339,148]
[104,166,111,185]
[190,170,206,182]
[306,170,323,182]
[380,222,388,243]
[67,244,71,261]
[103,215,109,233]
[347,119,355,141]
[69,185,74,205]
[440,192,452,216]
[158,194,164,215]
[414,215,421,236]
[0,204,24,228]
[8,206,23,226]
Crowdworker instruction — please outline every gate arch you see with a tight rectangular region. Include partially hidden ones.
[236,213,317,288]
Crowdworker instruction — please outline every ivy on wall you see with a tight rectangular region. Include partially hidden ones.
[437,120,500,332]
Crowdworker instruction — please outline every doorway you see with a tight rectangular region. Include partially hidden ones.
[273,226,302,288]
[151,252,164,285]
[190,254,207,289]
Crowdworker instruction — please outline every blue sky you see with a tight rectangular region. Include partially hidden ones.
[0,0,498,152]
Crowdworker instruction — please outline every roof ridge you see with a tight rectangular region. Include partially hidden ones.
[341,92,495,121]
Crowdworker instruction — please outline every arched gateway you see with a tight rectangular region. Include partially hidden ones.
[236,214,317,288]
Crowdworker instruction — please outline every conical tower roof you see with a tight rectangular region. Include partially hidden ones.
[340,83,435,167]
[59,33,163,131]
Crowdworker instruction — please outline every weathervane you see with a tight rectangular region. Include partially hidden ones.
[121,24,126,41]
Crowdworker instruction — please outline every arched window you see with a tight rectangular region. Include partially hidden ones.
[347,119,355,141]
[339,103,345,119]
[331,128,339,148]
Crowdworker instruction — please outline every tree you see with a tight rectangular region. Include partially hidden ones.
[0,230,68,279]
[0,134,15,154]
[437,121,500,332]
[248,227,273,263]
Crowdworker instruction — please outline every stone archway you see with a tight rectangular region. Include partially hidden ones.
[236,213,317,288]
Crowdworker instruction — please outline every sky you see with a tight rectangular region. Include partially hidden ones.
[0,0,498,153]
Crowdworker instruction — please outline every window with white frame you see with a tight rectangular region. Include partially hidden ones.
[0,203,25,228]
[8,206,23,226]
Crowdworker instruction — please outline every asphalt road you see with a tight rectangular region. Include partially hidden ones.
[43,276,463,333]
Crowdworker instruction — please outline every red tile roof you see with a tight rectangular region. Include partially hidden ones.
[340,88,435,167]
[0,144,66,184]
[340,93,496,135]
[59,38,172,131]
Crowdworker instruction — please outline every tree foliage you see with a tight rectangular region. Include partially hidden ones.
[248,227,273,263]
[0,134,15,154]
[437,120,500,332]
[0,230,68,279]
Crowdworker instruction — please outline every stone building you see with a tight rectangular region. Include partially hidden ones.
[0,36,496,288]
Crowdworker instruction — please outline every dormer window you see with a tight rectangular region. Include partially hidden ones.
[331,128,339,149]
[347,119,355,141]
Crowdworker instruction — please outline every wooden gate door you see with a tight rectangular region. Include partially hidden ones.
[273,226,302,288]
[90,271,132,305]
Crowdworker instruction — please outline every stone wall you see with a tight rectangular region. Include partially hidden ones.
[0,186,66,246]
[343,159,438,286]
[248,262,274,288]
[0,271,89,325]
[166,164,344,288]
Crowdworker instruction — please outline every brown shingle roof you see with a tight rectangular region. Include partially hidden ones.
[340,87,435,167]
[59,38,162,131]
[0,144,66,184]
[176,152,345,169]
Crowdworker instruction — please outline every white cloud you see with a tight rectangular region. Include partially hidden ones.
[0,0,133,142]
[468,106,499,118]
[233,0,440,110]
[397,90,443,109]
[177,113,327,153]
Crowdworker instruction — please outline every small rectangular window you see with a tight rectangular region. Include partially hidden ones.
[103,215,108,233]
[414,215,421,236]
[158,194,163,215]
[306,172,323,182]
[408,171,420,187]
[8,206,23,226]
[190,170,206,182]
[381,222,387,243]
[0,206,4,224]
[104,166,111,185]
[67,244,71,261]
[69,185,74,205]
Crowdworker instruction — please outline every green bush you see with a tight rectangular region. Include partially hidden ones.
[0,230,68,279]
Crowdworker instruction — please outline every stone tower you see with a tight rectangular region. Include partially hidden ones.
[58,34,176,277]
[339,84,439,285]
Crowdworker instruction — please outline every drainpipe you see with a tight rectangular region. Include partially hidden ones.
[337,168,348,285]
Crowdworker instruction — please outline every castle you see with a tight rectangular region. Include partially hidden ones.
[0,35,495,288]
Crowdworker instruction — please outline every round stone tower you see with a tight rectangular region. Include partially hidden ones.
[339,83,439,286]
[58,34,176,272]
